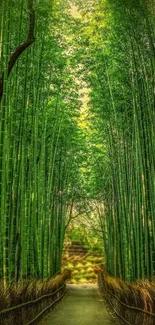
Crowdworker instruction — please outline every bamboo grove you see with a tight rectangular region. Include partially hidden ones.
[0,0,82,283]
[1,0,155,286]
[76,0,155,281]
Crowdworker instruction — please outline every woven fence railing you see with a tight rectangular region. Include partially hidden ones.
[98,273,155,325]
[0,283,66,325]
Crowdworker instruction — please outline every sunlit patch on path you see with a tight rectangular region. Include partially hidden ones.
[39,284,114,325]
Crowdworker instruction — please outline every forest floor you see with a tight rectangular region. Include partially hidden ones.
[39,283,115,325]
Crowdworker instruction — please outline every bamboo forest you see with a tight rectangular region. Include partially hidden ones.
[0,0,155,324]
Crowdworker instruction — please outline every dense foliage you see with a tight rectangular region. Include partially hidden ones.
[75,0,155,281]
[0,0,82,283]
[1,0,155,285]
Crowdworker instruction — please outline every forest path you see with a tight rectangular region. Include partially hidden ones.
[39,283,115,325]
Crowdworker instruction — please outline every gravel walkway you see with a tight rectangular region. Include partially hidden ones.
[39,283,115,325]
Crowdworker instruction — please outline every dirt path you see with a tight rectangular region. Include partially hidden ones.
[39,283,115,325]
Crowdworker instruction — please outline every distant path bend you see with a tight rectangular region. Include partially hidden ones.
[39,283,115,325]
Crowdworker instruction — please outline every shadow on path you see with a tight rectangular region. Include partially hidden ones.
[39,283,115,325]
